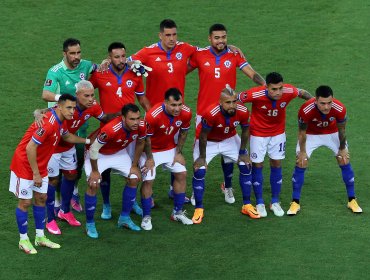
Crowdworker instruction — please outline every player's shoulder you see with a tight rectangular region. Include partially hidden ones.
[195,46,211,52]
[332,98,345,112]
[148,103,164,118]
[49,61,64,73]
[181,104,191,113]
[206,104,220,116]
[300,98,315,113]
[249,86,267,98]
[283,84,297,93]
[236,103,249,113]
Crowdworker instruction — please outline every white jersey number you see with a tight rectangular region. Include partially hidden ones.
[267,109,278,117]
[116,87,122,98]
[215,67,220,78]
[167,63,174,73]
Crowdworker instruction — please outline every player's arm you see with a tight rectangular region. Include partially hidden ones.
[62,132,91,144]
[42,90,61,102]
[298,89,313,100]
[33,108,51,127]
[173,128,189,166]
[187,63,196,74]
[228,45,245,58]
[99,112,121,124]
[297,120,308,168]
[129,137,145,180]
[137,95,152,112]
[26,140,42,187]
[238,126,251,165]
[88,139,104,186]
[241,65,266,86]
[336,120,349,164]
[142,137,155,176]
[194,127,210,170]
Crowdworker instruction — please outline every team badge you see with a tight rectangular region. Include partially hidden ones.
[132,134,138,140]
[84,114,90,120]
[176,52,183,60]
[224,60,231,68]
[250,153,257,159]
[233,121,240,127]
[80,73,85,80]
[48,167,54,173]
[21,189,28,196]
[175,120,182,127]
[44,79,52,86]
[36,128,45,137]
[98,132,107,142]
[329,117,335,121]
[280,102,286,108]
[126,80,133,87]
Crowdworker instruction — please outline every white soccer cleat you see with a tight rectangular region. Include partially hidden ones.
[270,202,285,217]
[141,215,153,231]
[171,210,193,225]
[256,203,267,217]
[224,187,235,204]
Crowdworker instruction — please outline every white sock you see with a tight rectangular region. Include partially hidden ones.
[73,186,79,196]
[35,229,44,238]
[20,233,29,240]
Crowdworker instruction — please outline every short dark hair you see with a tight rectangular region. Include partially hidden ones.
[58,94,76,103]
[108,42,126,53]
[315,85,333,98]
[266,72,283,85]
[63,38,80,52]
[209,23,227,35]
[160,19,177,32]
[165,88,182,101]
[122,103,140,117]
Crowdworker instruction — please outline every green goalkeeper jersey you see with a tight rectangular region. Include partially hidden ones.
[43,59,96,107]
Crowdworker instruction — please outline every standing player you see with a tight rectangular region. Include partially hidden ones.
[89,42,151,219]
[140,88,193,230]
[239,72,312,217]
[84,104,146,238]
[9,94,89,254]
[188,23,265,204]
[287,85,362,215]
[192,86,258,224]
[44,80,120,235]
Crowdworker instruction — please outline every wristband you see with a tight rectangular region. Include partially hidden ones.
[85,138,91,144]
[239,149,248,155]
[55,94,61,101]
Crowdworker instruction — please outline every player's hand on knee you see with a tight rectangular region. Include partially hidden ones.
[142,158,155,176]
[88,171,101,188]
[237,154,251,167]
[296,152,308,168]
[337,149,350,165]
[193,157,207,171]
[129,166,141,182]
[172,153,185,166]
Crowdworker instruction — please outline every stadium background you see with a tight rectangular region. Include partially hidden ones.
[0,0,369,279]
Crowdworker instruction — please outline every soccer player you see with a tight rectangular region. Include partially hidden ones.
[89,42,151,219]
[43,80,120,235]
[140,88,193,230]
[239,72,312,217]
[192,86,258,224]
[287,85,362,215]
[9,94,89,254]
[188,23,265,204]
[84,104,146,238]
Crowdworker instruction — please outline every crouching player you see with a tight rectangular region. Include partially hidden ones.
[192,86,258,223]
[9,94,89,254]
[287,85,362,215]
[84,103,146,238]
[140,88,193,230]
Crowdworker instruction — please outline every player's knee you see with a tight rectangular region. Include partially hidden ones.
[18,199,32,210]
[127,174,139,186]
[48,176,59,187]
[34,193,47,206]
[175,171,187,181]
[238,162,251,175]
[193,167,206,180]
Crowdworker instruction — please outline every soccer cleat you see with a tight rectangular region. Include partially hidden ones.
[117,216,141,231]
[58,210,81,226]
[287,201,301,216]
[86,222,99,238]
[256,204,267,217]
[71,194,83,212]
[46,220,62,235]
[241,204,261,219]
[347,199,363,213]
[101,203,112,220]
[171,210,193,225]
[54,205,60,217]
[168,189,191,204]
[132,201,143,216]
[19,239,37,254]
[141,215,152,231]
[220,182,226,193]
[270,202,285,217]
[224,187,235,204]
[35,236,61,249]
[190,192,195,206]
[192,208,204,224]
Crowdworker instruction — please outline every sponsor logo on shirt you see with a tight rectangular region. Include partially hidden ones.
[155,57,161,61]
[204,62,210,66]
[106,82,112,86]
[45,79,53,86]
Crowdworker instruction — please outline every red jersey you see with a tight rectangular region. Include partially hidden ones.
[145,103,192,152]
[130,41,197,104]
[196,103,249,142]
[189,47,248,114]
[10,110,68,179]
[55,101,104,153]
[89,65,145,114]
[298,98,346,135]
[96,118,146,155]
[239,84,300,137]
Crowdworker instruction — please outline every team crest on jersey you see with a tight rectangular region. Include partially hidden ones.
[21,189,28,196]
[233,121,240,127]
[132,134,138,140]
[126,80,133,88]
[329,117,335,121]
[36,128,45,137]
[250,153,257,159]
[48,167,54,174]
[280,102,286,108]
[176,52,183,60]
[98,132,107,142]
[80,73,85,80]
[175,121,182,127]
[84,114,90,120]
[44,79,52,86]
[224,60,232,68]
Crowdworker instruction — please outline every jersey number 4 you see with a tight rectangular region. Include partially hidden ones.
[116,87,122,98]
